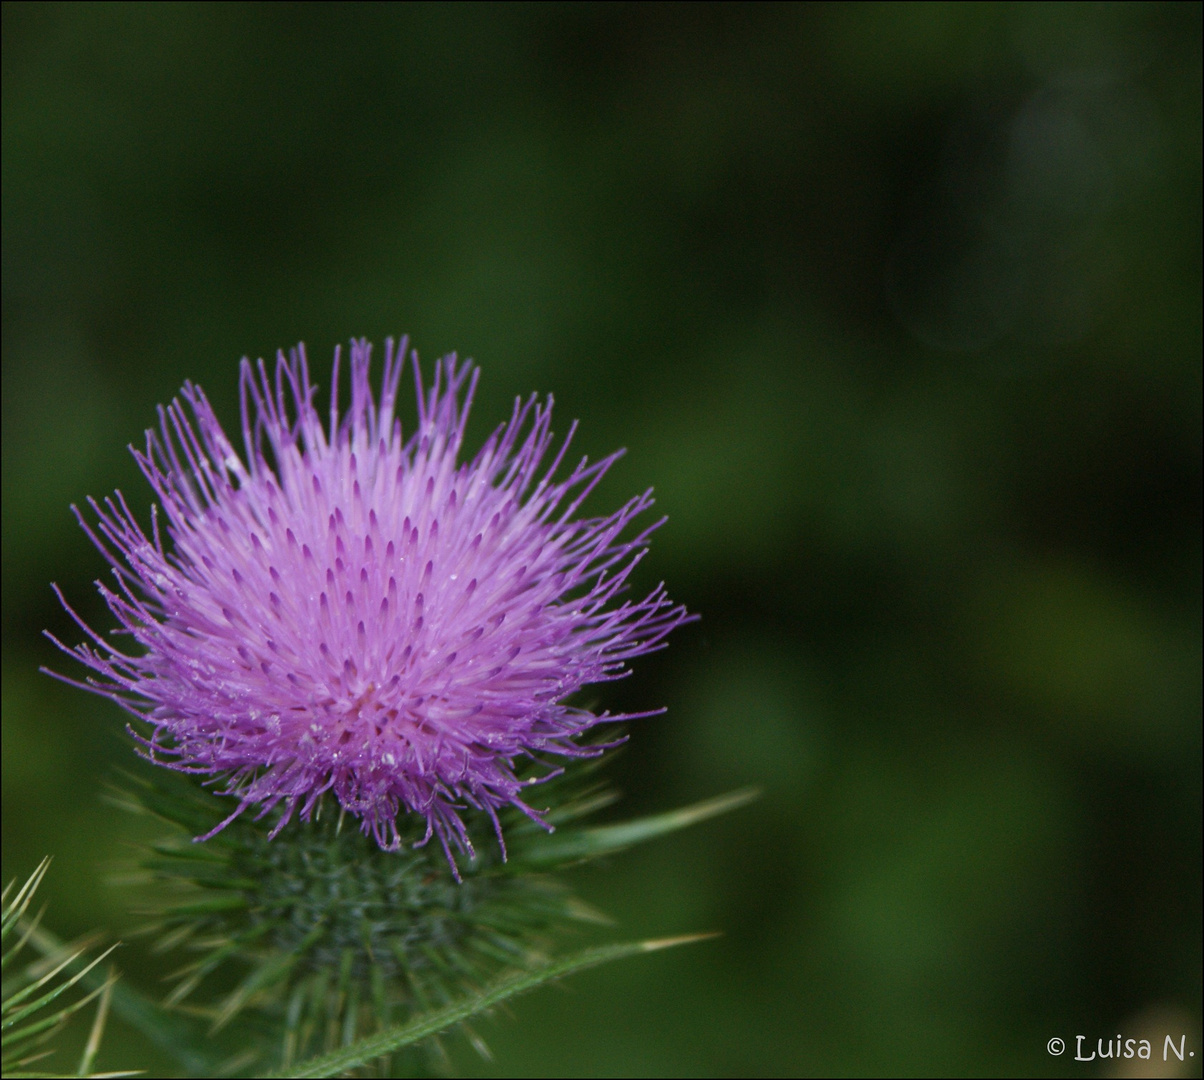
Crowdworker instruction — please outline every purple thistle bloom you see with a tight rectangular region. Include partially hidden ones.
[50,339,691,869]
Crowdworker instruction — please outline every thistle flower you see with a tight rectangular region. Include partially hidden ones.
[51,339,691,872]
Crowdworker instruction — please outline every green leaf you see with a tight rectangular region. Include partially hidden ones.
[4,861,144,1078]
[4,945,118,1027]
[25,925,220,1078]
[509,787,760,867]
[1,859,52,948]
[273,935,712,1079]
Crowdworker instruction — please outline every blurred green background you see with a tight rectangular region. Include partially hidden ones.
[3,3,1200,1076]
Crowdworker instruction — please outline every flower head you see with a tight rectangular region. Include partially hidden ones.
[51,339,690,868]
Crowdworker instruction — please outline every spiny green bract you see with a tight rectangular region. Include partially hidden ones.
[121,767,614,1073]
[117,764,756,1075]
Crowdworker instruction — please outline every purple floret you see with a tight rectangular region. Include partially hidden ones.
[49,339,691,869]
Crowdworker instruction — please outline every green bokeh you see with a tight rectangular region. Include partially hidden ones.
[2,4,1199,1076]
